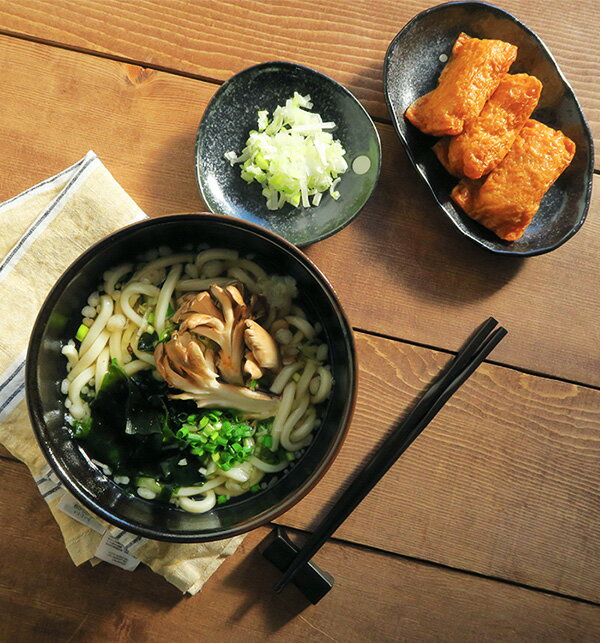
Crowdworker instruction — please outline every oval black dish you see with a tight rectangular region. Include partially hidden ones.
[26,214,356,542]
[384,1,594,256]
[196,62,381,246]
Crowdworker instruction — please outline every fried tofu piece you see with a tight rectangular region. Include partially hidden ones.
[434,73,542,179]
[405,33,517,137]
[451,120,575,241]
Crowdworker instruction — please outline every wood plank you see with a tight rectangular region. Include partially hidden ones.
[305,143,600,388]
[0,35,597,385]
[1,458,599,642]
[275,332,600,602]
[0,0,598,166]
[3,330,599,601]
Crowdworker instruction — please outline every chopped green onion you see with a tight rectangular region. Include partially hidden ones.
[75,324,89,341]
[217,494,229,504]
[225,92,348,211]
[250,484,261,493]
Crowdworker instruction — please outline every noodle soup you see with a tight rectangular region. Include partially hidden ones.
[61,247,333,514]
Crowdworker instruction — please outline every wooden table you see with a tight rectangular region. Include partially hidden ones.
[0,2,598,640]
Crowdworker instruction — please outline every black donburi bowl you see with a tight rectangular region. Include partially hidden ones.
[26,214,356,542]
[384,1,594,256]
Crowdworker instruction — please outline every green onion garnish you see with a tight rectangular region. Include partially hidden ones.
[75,324,89,341]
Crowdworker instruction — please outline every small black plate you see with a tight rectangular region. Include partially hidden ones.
[384,1,594,256]
[196,61,381,246]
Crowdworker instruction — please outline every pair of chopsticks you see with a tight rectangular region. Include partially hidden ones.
[271,317,507,597]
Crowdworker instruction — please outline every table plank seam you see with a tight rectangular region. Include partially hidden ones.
[1,22,596,154]
[0,26,227,90]
[275,524,600,608]
[355,326,600,392]
[0,25,388,131]
[2,450,597,607]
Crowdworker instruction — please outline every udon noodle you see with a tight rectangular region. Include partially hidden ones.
[61,246,333,513]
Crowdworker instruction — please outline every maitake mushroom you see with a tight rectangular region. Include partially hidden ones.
[155,284,281,416]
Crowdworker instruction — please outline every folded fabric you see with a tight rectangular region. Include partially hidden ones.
[0,151,243,594]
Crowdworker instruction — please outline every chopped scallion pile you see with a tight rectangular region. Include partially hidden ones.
[225,92,348,210]
[75,323,89,341]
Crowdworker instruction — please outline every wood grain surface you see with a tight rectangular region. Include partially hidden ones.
[0,34,598,387]
[0,4,599,637]
[278,333,600,602]
[3,330,598,601]
[0,0,597,167]
[1,457,599,643]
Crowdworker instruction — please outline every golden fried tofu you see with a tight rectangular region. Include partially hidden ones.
[434,73,542,179]
[405,33,517,137]
[451,120,576,241]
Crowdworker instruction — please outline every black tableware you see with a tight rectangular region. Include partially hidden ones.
[26,214,356,542]
[265,317,507,603]
[384,1,593,256]
[196,61,381,246]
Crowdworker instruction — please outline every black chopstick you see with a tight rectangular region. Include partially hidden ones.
[273,317,507,594]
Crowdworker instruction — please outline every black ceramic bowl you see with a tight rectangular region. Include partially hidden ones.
[384,1,594,256]
[196,61,381,246]
[26,214,356,542]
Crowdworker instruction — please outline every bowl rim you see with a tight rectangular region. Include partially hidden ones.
[383,0,594,257]
[194,60,382,246]
[26,212,357,542]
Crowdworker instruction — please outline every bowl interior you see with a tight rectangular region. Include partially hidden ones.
[384,1,593,256]
[196,61,381,246]
[27,215,355,542]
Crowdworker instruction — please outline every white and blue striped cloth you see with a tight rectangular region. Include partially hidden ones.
[0,151,145,422]
[0,153,243,592]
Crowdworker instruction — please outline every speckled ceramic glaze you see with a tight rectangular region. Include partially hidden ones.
[384,1,593,256]
[195,62,381,246]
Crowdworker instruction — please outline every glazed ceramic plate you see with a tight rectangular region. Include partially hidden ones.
[196,61,381,246]
[384,1,594,256]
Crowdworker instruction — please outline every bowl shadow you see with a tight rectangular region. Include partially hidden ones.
[217,529,311,630]
[341,87,525,306]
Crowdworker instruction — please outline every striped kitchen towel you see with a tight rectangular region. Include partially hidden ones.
[0,152,243,594]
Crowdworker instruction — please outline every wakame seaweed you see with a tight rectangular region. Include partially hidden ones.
[73,361,205,486]
[70,361,286,503]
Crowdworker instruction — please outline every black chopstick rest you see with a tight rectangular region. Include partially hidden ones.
[264,317,507,601]
[260,526,334,604]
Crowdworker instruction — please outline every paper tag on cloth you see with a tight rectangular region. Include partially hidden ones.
[94,532,142,571]
[56,493,105,534]
[108,528,147,555]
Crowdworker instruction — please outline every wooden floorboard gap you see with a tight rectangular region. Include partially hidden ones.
[354,326,600,392]
[278,523,600,608]
[2,453,595,607]
[0,27,226,88]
